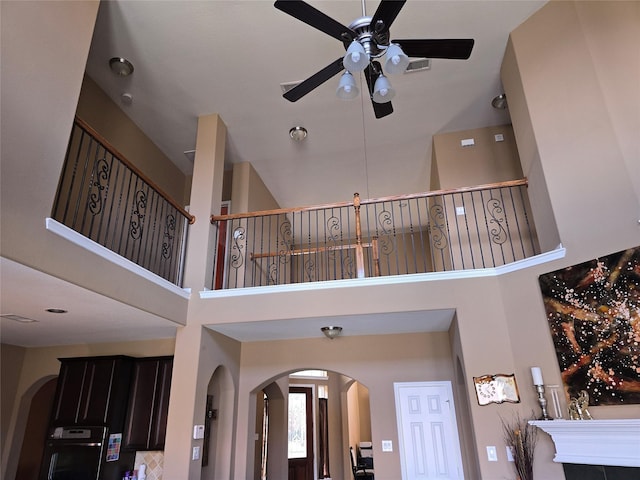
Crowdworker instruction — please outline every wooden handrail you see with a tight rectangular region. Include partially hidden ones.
[210,179,528,223]
[74,116,195,224]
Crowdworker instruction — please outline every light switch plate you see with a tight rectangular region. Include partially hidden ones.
[487,446,498,462]
[382,440,393,452]
[193,424,205,439]
[192,445,200,460]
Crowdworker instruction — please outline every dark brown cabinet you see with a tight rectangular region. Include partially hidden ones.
[50,356,133,428]
[123,356,173,450]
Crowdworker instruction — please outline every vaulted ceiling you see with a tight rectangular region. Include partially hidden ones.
[85,0,546,208]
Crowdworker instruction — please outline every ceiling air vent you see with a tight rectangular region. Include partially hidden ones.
[1,314,38,323]
[405,58,431,73]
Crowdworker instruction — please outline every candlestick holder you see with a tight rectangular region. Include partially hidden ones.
[535,384,553,420]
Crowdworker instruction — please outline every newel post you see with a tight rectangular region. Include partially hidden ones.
[353,193,365,278]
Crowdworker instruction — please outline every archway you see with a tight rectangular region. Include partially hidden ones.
[251,369,373,480]
[201,365,235,480]
[6,375,57,480]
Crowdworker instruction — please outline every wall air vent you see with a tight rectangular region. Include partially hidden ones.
[405,58,431,73]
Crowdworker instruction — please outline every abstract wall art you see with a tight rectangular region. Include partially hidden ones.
[538,246,640,405]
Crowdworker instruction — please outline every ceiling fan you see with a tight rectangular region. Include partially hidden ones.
[274,0,474,119]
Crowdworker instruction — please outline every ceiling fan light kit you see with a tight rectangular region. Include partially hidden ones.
[344,40,369,72]
[274,0,475,118]
[337,71,359,100]
[372,74,395,103]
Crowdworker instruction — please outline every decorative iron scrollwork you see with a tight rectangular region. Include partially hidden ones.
[326,215,342,259]
[230,226,245,269]
[342,255,354,279]
[267,261,278,285]
[377,209,396,256]
[486,198,507,245]
[88,158,109,215]
[429,203,449,251]
[304,258,316,282]
[129,190,146,240]
[162,214,176,259]
[278,219,293,265]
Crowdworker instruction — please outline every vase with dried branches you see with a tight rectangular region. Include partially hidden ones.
[500,413,538,480]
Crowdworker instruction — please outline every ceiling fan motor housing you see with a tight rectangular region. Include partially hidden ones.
[343,16,390,58]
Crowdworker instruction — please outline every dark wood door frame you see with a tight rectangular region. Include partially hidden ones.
[288,386,314,480]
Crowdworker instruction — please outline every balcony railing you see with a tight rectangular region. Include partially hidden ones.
[210,179,539,289]
[52,117,194,286]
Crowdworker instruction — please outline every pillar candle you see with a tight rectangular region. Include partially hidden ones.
[531,366,544,385]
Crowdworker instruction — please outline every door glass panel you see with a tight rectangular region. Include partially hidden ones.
[288,392,307,459]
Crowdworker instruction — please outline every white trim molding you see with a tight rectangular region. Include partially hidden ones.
[530,419,640,467]
[46,218,190,299]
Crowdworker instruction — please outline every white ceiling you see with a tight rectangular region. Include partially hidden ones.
[84,0,546,208]
[1,0,547,348]
[0,257,178,347]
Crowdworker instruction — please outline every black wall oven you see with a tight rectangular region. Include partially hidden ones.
[39,426,133,480]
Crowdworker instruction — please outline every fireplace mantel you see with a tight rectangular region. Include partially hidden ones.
[530,419,640,467]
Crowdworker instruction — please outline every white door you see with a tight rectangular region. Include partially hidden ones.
[394,381,464,479]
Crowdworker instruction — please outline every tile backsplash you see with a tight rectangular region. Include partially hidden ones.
[134,451,164,480]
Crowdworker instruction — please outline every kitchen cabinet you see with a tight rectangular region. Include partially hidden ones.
[123,356,173,450]
[50,356,133,428]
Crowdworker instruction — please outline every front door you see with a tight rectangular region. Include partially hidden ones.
[394,381,464,479]
[288,387,313,480]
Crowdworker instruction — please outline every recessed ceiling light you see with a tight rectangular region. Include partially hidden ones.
[109,57,134,77]
[289,126,308,142]
[46,308,68,314]
[491,93,508,109]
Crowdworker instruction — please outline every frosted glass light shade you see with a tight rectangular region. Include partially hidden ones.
[336,71,359,100]
[372,74,395,103]
[343,41,369,72]
[384,43,409,74]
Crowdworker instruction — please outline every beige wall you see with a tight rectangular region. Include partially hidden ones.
[3,2,640,480]
[76,75,190,205]
[234,332,456,479]
[0,0,189,327]
[505,0,639,259]
[1,344,26,454]
[431,124,523,190]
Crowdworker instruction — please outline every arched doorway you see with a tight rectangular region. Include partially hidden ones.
[253,369,373,480]
[15,377,58,479]
[201,365,235,480]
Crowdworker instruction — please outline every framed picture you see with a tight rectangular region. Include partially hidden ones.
[538,246,640,406]
[473,373,520,406]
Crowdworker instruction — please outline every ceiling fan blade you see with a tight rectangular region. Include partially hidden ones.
[391,39,475,59]
[365,62,393,119]
[274,0,356,42]
[370,0,407,34]
[283,57,345,102]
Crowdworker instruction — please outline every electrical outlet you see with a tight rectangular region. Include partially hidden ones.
[192,446,200,460]
[506,446,515,462]
[487,446,498,462]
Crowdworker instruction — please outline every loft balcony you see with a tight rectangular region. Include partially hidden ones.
[54,118,541,291]
[210,180,540,290]
[51,117,193,287]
